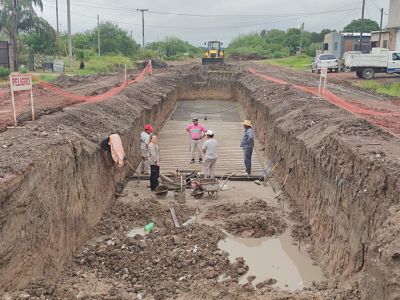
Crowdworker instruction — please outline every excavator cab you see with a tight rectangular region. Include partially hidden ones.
[202,41,224,65]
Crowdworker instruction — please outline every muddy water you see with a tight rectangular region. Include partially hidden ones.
[218,230,325,291]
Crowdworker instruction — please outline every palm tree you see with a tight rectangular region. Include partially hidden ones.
[0,0,47,70]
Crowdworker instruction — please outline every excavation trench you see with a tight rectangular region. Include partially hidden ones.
[0,65,400,299]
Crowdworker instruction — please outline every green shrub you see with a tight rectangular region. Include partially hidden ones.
[19,65,28,73]
[0,67,10,78]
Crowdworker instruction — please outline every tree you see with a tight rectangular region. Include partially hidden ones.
[0,0,45,70]
[92,21,139,57]
[343,19,379,33]
[284,28,302,54]
[147,36,201,60]
[264,29,286,44]
[21,18,56,55]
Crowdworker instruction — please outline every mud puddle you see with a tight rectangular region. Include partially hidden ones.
[218,229,325,291]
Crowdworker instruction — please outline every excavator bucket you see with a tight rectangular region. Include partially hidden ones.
[202,57,224,65]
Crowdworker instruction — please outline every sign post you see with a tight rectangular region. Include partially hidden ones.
[318,68,328,98]
[9,74,34,126]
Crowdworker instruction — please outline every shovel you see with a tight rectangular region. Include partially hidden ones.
[262,158,283,186]
[274,167,293,198]
[254,154,279,185]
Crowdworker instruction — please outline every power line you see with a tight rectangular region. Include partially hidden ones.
[41,1,366,34]
[97,14,100,56]
[43,0,362,19]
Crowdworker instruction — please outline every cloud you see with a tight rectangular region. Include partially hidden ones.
[38,0,390,46]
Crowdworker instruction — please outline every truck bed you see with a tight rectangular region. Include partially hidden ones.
[344,52,388,68]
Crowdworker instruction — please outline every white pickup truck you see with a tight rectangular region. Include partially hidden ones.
[344,48,400,79]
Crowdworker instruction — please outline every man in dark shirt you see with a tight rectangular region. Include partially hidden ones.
[240,120,255,175]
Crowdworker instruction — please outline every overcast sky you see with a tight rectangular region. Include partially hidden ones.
[37,0,390,46]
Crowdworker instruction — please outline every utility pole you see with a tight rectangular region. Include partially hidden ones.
[378,8,384,47]
[137,9,148,48]
[359,0,366,52]
[11,0,17,71]
[97,15,101,56]
[56,0,60,57]
[67,0,72,69]
[56,0,59,35]
[299,22,305,53]
[131,30,133,39]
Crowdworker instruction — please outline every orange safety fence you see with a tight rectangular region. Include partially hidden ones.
[248,67,400,138]
[37,60,153,104]
[0,61,153,129]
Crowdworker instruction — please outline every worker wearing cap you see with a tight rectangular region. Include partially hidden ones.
[240,120,254,175]
[202,130,218,178]
[139,124,154,174]
[186,117,207,164]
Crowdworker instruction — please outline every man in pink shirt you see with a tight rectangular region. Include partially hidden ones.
[186,117,207,164]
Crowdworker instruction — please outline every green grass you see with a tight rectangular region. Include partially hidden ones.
[263,55,312,71]
[62,55,134,75]
[37,74,57,82]
[360,81,400,97]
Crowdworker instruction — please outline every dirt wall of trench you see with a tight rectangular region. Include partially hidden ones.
[0,70,184,291]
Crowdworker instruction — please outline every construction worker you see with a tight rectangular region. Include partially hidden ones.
[148,135,160,192]
[240,120,254,175]
[139,124,154,174]
[186,117,207,164]
[202,130,217,178]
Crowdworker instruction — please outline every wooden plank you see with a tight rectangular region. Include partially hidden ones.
[169,207,180,228]
[157,100,264,176]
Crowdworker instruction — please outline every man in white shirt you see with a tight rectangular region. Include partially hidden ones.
[139,124,153,174]
[202,130,218,178]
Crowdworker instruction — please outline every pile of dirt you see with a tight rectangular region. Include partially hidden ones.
[139,58,168,69]
[7,198,254,300]
[204,198,287,238]
[51,74,103,88]
[97,198,195,234]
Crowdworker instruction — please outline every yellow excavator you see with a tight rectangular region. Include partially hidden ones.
[202,41,224,65]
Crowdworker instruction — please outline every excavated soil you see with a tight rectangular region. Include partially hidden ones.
[5,194,360,300]
[6,197,249,300]
[204,198,287,238]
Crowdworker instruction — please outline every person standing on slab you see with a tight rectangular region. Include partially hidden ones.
[148,135,160,192]
[139,124,154,174]
[202,130,218,178]
[240,120,254,175]
[186,117,207,164]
